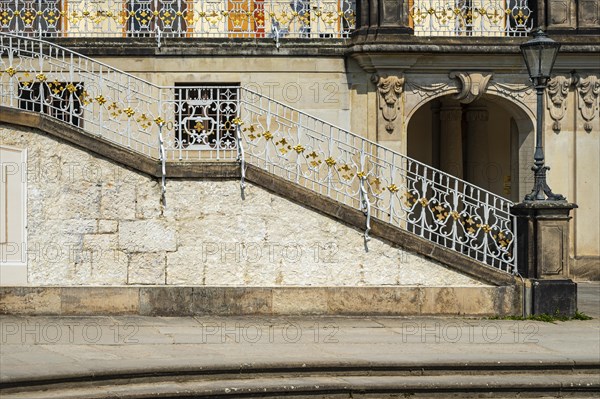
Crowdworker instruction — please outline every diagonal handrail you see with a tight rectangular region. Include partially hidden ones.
[0,33,517,274]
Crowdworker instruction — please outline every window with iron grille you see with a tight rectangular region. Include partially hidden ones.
[173,84,239,150]
[18,81,84,128]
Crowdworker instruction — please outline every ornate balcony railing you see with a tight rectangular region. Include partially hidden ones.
[0,0,356,39]
[0,33,517,274]
[410,0,533,37]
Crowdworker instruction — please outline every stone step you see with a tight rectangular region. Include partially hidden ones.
[2,370,599,398]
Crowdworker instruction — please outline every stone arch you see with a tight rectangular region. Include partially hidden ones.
[404,80,536,127]
[405,92,535,201]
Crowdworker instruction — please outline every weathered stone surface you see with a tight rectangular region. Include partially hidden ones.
[192,287,228,315]
[192,287,273,315]
[97,220,118,234]
[2,125,487,287]
[164,179,241,218]
[0,287,61,315]
[100,177,137,220]
[420,287,461,315]
[272,288,328,314]
[135,178,162,219]
[128,252,167,285]
[166,247,204,285]
[223,288,273,315]
[119,220,176,253]
[139,287,193,316]
[61,287,139,315]
[0,286,522,316]
[418,287,498,316]
[328,287,421,315]
[82,234,128,285]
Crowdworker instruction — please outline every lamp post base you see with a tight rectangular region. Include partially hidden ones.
[524,165,565,201]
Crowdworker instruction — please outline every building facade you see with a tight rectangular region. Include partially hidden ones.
[0,0,598,314]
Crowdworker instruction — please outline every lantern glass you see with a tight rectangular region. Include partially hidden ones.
[520,31,561,82]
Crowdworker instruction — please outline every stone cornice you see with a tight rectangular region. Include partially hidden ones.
[42,36,600,58]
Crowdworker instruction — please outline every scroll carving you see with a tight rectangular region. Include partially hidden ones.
[372,74,405,134]
[547,75,573,132]
[575,74,600,133]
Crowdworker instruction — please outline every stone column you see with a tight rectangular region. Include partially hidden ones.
[464,106,489,188]
[439,101,463,179]
[511,201,578,316]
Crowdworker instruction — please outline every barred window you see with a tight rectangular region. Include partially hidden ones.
[173,84,239,150]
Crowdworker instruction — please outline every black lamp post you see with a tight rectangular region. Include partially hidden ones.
[520,30,565,201]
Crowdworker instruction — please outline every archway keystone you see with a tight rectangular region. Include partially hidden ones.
[449,72,493,104]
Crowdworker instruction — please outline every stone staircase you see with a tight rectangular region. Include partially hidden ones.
[0,33,523,315]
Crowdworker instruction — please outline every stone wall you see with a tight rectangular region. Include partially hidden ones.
[0,124,484,287]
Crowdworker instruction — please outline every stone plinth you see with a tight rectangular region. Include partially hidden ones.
[511,201,577,279]
[511,201,578,317]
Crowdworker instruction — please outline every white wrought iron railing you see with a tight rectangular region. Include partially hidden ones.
[0,33,517,274]
[0,0,356,39]
[410,0,533,37]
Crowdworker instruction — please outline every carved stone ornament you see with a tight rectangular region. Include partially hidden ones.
[372,74,405,134]
[405,81,452,99]
[547,75,573,132]
[575,74,600,133]
[489,82,534,100]
[449,72,493,104]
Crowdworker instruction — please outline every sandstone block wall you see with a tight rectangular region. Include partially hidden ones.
[0,125,485,287]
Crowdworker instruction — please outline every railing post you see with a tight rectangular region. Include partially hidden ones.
[157,121,167,208]
[38,0,42,39]
[235,87,246,197]
[358,141,371,244]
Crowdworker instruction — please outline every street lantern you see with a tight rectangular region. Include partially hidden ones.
[520,29,565,201]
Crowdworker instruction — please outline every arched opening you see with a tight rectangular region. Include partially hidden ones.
[407,94,535,202]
